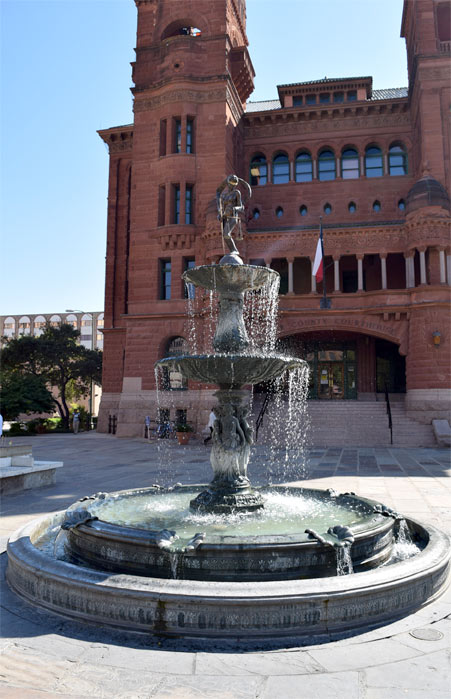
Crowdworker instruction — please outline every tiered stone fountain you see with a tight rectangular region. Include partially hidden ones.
[6,178,450,642]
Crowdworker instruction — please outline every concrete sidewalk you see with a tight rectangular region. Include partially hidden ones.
[1,432,450,698]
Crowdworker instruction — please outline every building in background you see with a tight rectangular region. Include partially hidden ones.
[0,311,104,417]
[96,0,450,440]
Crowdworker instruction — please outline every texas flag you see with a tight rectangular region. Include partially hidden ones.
[312,223,324,283]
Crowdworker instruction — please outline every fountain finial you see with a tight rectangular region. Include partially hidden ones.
[216,174,252,265]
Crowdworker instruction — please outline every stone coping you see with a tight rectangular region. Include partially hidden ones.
[0,460,63,478]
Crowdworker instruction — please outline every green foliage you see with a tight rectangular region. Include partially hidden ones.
[1,323,102,428]
[175,423,194,433]
[0,370,54,421]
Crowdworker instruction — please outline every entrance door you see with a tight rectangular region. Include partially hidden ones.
[318,362,344,399]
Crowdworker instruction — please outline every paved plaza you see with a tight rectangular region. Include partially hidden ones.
[1,432,450,698]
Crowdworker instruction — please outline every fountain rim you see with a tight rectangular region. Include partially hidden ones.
[64,484,392,548]
[7,509,450,598]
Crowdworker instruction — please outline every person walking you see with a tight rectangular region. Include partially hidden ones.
[144,415,151,439]
[72,411,80,434]
[204,409,216,445]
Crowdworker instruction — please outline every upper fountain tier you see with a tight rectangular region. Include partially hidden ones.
[182,263,278,295]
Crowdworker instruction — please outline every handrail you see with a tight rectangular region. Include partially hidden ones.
[384,384,393,445]
[255,392,271,441]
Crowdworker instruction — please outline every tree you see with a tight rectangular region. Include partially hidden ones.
[0,370,54,421]
[1,323,102,428]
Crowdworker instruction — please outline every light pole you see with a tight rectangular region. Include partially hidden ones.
[65,309,95,429]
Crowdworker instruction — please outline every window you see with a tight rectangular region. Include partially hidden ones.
[389,144,408,176]
[333,92,344,103]
[398,199,406,211]
[347,90,357,101]
[275,206,284,218]
[96,333,103,342]
[163,337,189,390]
[97,315,104,328]
[250,154,267,186]
[341,148,359,179]
[306,94,316,105]
[185,185,193,224]
[272,153,289,184]
[184,258,196,299]
[161,260,171,299]
[365,146,383,177]
[252,208,260,219]
[186,118,194,153]
[319,93,330,104]
[324,203,332,215]
[174,185,180,223]
[318,150,336,181]
[373,200,381,212]
[158,185,166,226]
[295,152,313,182]
[300,205,308,216]
[159,119,167,157]
[174,118,182,153]
[348,201,356,213]
[293,96,303,106]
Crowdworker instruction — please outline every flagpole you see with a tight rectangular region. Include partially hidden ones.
[319,217,331,309]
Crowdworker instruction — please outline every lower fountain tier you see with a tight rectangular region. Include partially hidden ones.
[62,486,396,582]
[157,354,306,388]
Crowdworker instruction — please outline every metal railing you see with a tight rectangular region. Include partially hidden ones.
[255,393,271,442]
[384,384,393,445]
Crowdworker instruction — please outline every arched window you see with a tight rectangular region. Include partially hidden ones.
[96,313,104,348]
[373,200,381,212]
[324,203,332,215]
[250,154,267,186]
[398,199,406,211]
[33,315,46,336]
[3,316,16,337]
[163,337,189,390]
[18,316,31,335]
[318,150,336,181]
[295,152,313,182]
[299,205,308,216]
[50,314,61,327]
[348,201,357,213]
[252,208,260,220]
[161,23,202,40]
[272,153,289,184]
[275,206,284,218]
[365,145,383,177]
[341,148,359,179]
[389,144,408,176]
[65,313,78,328]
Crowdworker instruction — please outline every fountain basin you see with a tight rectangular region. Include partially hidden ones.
[61,486,395,581]
[183,264,279,294]
[6,504,450,641]
[157,354,306,388]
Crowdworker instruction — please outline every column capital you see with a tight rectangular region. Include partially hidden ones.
[379,252,387,259]
[356,253,364,261]
[404,250,415,259]
[286,257,295,264]
[332,255,340,262]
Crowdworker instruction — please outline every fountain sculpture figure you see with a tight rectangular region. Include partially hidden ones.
[157,175,305,513]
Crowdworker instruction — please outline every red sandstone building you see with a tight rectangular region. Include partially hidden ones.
[97,0,450,443]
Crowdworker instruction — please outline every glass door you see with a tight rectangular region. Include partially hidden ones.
[318,362,344,399]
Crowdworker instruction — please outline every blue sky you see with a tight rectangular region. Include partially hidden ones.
[1,0,406,316]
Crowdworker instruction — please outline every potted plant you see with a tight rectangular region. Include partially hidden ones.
[175,423,194,445]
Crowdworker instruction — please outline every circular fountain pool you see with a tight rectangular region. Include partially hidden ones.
[58,486,395,581]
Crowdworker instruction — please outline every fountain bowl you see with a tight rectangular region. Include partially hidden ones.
[157,354,307,388]
[183,264,279,294]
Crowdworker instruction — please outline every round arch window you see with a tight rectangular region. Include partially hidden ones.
[398,199,406,211]
[275,206,284,218]
[373,200,381,212]
[252,208,260,220]
[299,205,308,216]
[348,201,357,213]
[323,203,332,215]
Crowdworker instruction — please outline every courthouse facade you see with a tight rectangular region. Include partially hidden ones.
[97,0,451,437]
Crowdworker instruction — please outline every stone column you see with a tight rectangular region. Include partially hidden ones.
[336,158,341,178]
[383,153,388,175]
[360,155,365,175]
[310,258,317,293]
[267,161,272,184]
[312,160,317,180]
[357,255,364,291]
[333,256,340,292]
[439,248,446,284]
[287,258,294,295]
[166,119,173,155]
[405,252,415,288]
[446,251,451,286]
[289,160,294,182]
[418,248,427,285]
[265,259,272,268]
[380,254,387,290]
[181,115,187,152]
